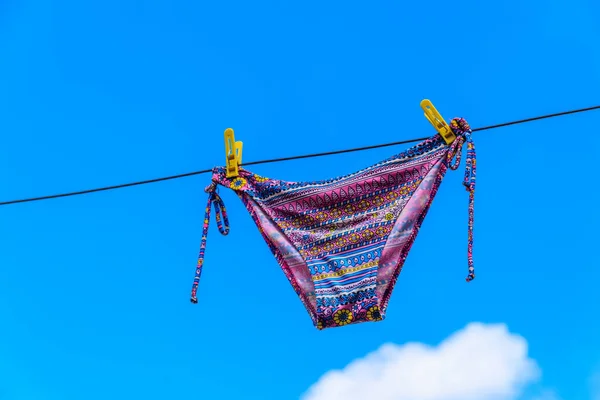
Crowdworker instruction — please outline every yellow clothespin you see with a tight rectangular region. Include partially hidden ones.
[420,99,456,145]
[224,128,243,178]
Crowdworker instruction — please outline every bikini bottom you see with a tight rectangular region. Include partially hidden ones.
[190,123,476,330]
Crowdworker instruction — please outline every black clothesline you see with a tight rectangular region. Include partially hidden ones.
[1,105,599,207]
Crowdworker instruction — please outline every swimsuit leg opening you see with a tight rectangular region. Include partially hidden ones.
[377,159,449,314]
[239,194,319,327]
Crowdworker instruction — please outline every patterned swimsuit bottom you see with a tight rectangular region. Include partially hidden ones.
[191,127,477,330]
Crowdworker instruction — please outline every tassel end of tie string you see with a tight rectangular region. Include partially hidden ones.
[466,270,475,282]
[190,286,199,304]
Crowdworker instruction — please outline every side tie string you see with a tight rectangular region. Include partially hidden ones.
[190,182,230,304]
[448,118,477,282]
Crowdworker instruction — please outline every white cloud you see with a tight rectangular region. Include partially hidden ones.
[302,323,542,400]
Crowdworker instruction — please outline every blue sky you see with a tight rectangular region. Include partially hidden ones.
[1,0,599,399]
